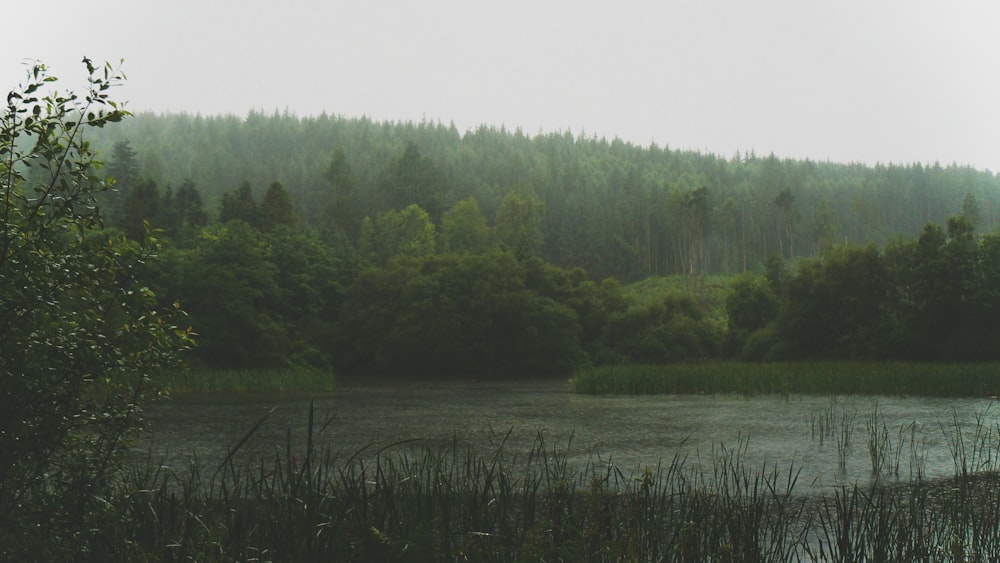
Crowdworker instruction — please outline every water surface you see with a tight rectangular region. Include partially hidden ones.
[143,375,998,491]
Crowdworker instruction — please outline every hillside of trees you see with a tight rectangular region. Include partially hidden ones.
[92,111,1000,281]
[83,111,1000,372]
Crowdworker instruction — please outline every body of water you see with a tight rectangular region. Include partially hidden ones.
[142,375,999,491]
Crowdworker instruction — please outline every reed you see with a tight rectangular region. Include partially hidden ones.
[573,362,1000,397]
[161,368,335,394]
[64,402,1000,560]
[804,406,1000,561]
[808,400,856,468]
[865,402,906,477]
[93,408,822,561]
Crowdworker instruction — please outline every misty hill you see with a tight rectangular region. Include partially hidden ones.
[90,110,1000,281]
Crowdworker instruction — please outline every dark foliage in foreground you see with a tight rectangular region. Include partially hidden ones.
[0,62,190,559]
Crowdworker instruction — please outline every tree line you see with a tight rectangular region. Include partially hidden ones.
[92,123,1000,371]
[729,215,1000,362]
[89,111,1000,282]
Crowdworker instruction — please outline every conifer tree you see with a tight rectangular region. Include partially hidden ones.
[219,180,258,226]
[259,180,297,232]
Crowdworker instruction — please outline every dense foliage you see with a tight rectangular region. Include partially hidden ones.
[79,110,1000,372]
[91,111,1000,281]
[0,62,191,559]
[739,217,1000,362]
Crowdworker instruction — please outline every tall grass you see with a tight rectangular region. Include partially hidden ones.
[807,410,1000,561]
[573,362,1000,397]
[104,428,817,561]
[161,368,335,394]
[809,401,856,468]
[59,403,1000,561]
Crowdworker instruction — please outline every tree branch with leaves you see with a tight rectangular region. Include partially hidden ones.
[0,59,192,559]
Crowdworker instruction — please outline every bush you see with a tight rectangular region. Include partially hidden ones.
[0,60,190,559]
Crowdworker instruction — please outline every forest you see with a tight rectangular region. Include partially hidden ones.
[86,111,1000,373]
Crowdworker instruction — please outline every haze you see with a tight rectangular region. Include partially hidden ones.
[3,0,998,171]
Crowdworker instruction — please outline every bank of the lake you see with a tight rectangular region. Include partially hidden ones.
[573,362,1000,397]
[161,367,335,394]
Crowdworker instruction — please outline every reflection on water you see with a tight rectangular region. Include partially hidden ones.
[142,375,998,490]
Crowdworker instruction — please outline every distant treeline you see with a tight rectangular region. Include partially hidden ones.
[80,112,1000,371]
[90,111,1000,281]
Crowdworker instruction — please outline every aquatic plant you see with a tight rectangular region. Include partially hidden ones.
[161,368,335,394]
[573,362,1000,397]
[802,406,1000,561]
[808,400,856,468]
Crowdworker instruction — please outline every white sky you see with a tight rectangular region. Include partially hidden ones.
[4,0,999,171]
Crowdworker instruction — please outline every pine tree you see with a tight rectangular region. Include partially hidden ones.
[259,180,297,232]
[219,180,258,226]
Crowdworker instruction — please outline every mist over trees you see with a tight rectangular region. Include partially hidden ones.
[90,111,1000,281]
[85,111,1000,372]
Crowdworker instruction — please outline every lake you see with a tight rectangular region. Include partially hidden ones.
[142,375,999,491]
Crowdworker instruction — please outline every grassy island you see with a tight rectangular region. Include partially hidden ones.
[162,368,335,394]
[573,362,1000,397]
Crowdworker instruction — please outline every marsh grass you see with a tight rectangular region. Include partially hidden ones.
[104,407,821,561]
[942,406,999,479]
[865,402,906,477]
[80,403,1000,561]
[808,401,856,468]
[161,368,335,394]
[573,362,1000,397]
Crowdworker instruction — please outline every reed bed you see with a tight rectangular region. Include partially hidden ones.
[809,401,856,468]
[161,368,335,394]
[573,362,1000,397]
[63,403,1000,561]
[104,422,816,561]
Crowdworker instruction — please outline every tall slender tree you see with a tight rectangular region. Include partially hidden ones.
[321,145,359,236]
[774,187,799,259]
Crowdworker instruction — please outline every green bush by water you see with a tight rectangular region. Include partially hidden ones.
[162,368,335,393]
[572,362,1000,397]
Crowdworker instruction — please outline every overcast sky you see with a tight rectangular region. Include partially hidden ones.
[4,0,998,171]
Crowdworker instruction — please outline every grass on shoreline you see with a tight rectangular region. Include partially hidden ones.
[161,368,335,394]
[573,362,1000,397]
[31,404,1000,561]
